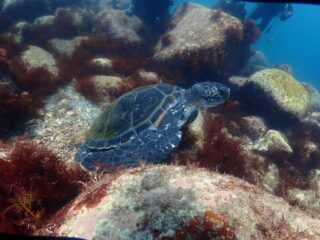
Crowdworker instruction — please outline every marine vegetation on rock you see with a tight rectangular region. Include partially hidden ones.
[54,165,320,239]
[0,138,91,234]
[249,68,310,119]
[0,1,319,239]
[228,68,311,128]
[154,3,251,80]
[56,36,183,103]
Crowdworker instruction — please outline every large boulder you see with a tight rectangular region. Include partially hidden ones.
[33,15,55,26]
[53,165,320,239]
[95,9,147,44]
[21,45,58,76]
[302,111,320,129]
[153,3,250,78]
[0,0,88,28]
[252,129,293,156]
[50,37,88,56]
[98,0,130,10]
[90,74,125,102]
[302,82,320,112]
[229,68,311,128]
[15,7,94,44]
[240,50,269,76]
[249,68,310,120]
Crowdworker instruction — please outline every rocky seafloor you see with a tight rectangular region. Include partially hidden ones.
[0,0,320,239]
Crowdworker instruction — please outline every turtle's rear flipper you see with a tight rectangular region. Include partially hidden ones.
[75,126,182,171]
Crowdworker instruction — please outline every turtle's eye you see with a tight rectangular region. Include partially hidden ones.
[203,87,218,98]
[202,85,229,102]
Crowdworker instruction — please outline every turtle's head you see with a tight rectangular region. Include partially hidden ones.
[185,82,230,108]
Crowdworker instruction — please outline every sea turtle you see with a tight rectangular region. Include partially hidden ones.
[75,82,230,171]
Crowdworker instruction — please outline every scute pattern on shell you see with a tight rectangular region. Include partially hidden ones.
[86,84,179,149]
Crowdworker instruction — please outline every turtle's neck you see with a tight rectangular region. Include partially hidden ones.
[183,86,202,108]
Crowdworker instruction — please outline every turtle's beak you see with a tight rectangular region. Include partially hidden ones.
[219,86,230,102]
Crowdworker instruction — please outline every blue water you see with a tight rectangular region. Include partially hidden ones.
[254,3,320,89]
[181,0,320,89]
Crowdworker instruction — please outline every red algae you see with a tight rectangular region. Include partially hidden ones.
[72,36,152,61]
[107,79,136,99]
[256,215,312,239]
[73,183,109,211]
[243,19,260,44]
[197,115,247,178]
[112,57,150,76]
[0,139,91,234]
[271,122,320,202]
[0,88,36,136]
[170,99,263,183]
[0,35,27,57]
[21,9,94,48]
[0,38,38,135]
[75,77,100,103]
[0,35,69,135]
[71,166,125,211]
[289,123,320,168]
[0,48,12,66]
[163,210,236,240]
[10,59,65,97]
[171,112,264,185]
[57,36,184,102]
[0,65,60,136]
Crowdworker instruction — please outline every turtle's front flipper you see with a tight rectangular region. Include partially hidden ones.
[138,126,182,163]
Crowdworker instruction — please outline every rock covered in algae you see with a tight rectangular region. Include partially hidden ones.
[241,115,267,139]
[98,0,131,10]
[153,3,249,77]
[240,50,269,76]
[90,57,113,70]
[302,82,320,112]
[252,129,293,156]
[302,111,320,129]
[262,163,280,193]
[21,45,58,76]
[55,165,320,239]
[249,68,310,119]
[287,188,320,215]
[96,9,146,43]
[33,15,55,26]
[0,0,88,27]
[50,37,88,56]
[90,75,126,102]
